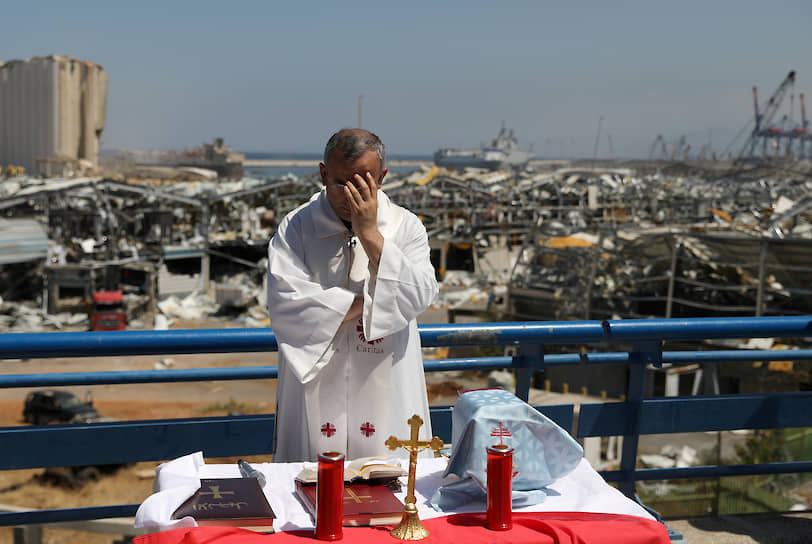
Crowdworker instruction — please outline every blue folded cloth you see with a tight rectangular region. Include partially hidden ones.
[430,389,583,511]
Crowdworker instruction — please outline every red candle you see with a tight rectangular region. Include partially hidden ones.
[316,451,344,540]
[486,444,513,531]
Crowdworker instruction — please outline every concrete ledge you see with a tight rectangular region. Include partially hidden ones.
[666,511,812,543]
[0,504,146,536]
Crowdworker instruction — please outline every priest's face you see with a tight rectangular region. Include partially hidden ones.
[319,150,386,223]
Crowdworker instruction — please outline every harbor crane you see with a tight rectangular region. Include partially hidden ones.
[648,134,668,160]
[671,135,691,161]
[744,70,796,159]
[784,92,809,158]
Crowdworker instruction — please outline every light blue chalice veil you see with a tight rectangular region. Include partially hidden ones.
[430,389,583,511]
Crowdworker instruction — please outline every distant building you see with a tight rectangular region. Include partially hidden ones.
[120,137,246,178]
[0,55,107,177]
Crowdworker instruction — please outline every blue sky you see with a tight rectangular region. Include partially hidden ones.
[3,1,811,158]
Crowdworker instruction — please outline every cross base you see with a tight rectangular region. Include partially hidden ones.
[389,502,429,540]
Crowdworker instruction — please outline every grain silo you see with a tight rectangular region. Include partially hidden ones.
[0,55,107,177]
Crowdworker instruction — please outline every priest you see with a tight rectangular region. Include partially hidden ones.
[266,128,439,462]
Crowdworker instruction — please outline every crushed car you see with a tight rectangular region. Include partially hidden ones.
[22,389,125,488]
[22,389,100,424]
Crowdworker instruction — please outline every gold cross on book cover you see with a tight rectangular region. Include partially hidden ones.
[172,477,275,532]
[294,481,405,526]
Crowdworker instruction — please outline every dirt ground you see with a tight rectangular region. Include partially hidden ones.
[0,316,267,543]
[0,313,465,544]
[0,354,276,543]
[0,382,463,544]
[3,313,809,544]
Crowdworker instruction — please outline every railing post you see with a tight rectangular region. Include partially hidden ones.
[617,340,661,499]
[13,526,42,544]
[666,239,680,319]
[755,239,769,317]
[201,196,211,293]
[583,235,603,320]
[514,343,544,403]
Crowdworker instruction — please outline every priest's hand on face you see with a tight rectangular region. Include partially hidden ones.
[345,171,379,237]
[345,171,384,271]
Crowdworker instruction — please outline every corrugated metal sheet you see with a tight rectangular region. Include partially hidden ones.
[0,218,48,264]
[0,55,107,175]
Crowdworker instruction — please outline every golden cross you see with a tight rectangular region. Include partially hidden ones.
[385,415,444,456]
[385,415,444,512]
[198,485,235,500]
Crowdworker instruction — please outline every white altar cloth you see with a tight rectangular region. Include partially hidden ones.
[134,452,653,533]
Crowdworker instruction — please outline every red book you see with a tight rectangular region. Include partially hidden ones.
[295,481,404,527]
[172,478,275,532]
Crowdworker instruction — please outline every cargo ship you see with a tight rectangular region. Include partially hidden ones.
[433,125,535,171]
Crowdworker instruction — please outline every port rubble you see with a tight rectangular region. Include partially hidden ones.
[1,160,812,332]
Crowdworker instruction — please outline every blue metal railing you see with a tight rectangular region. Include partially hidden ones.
[0,316,810,527]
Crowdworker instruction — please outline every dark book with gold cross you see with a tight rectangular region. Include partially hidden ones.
[295,481,404,526]
[172,478,276,531]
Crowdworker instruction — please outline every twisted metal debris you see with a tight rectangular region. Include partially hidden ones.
[1,159,811,329]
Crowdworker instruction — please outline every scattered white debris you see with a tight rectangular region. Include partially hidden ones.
[434,287,489,309]
[156,291,219,321]
[743,338,775,350]
[641,445,698,469]
[153,358,174,370]
[487,369,515,390]
[154,314,170,330]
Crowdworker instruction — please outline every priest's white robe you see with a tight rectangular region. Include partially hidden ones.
[267,189,438,462]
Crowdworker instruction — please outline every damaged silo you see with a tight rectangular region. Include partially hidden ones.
[0,55,107,177]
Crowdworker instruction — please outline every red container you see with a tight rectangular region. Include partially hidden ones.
[486,444,513,531]
[91,290,126,331]
[316,451,344,540]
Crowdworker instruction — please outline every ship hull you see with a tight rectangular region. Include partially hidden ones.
[433,151,505,170]
[433,125,535,171]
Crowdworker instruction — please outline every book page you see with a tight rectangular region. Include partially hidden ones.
[346,456,406,480]
[294,456,406,483]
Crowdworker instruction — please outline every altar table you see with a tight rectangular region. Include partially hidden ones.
[134,455,669,543]
[135,512,669,543]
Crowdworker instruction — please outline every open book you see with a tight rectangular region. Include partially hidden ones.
[294,456,407,485]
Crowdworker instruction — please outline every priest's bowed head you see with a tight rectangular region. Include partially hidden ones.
[267,128,439,462]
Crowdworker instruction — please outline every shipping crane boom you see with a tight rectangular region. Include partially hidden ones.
[743,70,796,159]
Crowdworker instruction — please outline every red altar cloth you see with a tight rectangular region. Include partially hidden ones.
[133,511,670,543]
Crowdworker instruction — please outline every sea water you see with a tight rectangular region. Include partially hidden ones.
[244,152,430,179]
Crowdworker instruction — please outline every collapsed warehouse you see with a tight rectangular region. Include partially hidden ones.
[385,161,812,321]
[0,174,320,330]
[1,160,812,332]
[506,164,812,321]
